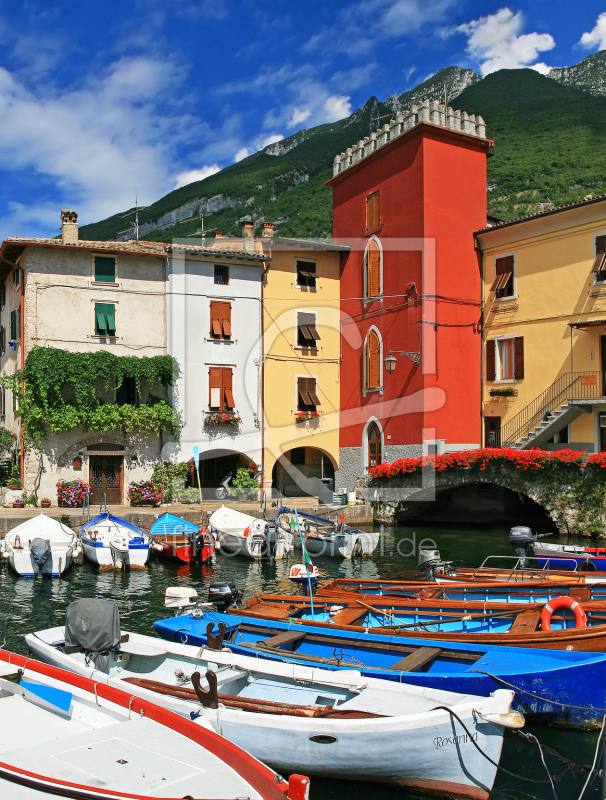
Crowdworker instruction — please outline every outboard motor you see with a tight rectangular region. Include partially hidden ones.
[509,526,536,567]
[65,598,121,670]
[30,538,52,575]
[418,549,444,582]
[264,523,279,558]
[208,581,242,611]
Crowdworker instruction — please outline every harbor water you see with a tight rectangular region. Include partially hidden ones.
[0,521,603,799]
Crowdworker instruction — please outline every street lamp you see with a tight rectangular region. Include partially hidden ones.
[384,350,397,374]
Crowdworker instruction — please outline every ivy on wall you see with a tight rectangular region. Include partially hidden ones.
[2,346,182,443]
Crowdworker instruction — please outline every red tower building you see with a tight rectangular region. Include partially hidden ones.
[327,101,492,489]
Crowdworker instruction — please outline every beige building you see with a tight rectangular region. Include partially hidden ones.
[0,210,170,504]
[477,195,606,451]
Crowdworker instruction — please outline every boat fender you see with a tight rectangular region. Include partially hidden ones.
[243,527,250,538]
[2,551,9,558]
[541,596,587,631]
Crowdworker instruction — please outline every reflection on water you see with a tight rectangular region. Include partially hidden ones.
[0,522,601,798]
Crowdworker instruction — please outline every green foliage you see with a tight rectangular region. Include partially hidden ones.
[231,466,261,492]
[0,427,16,458]
[22,492,38,507]
[151,460,190,503]
[3,346,181,444]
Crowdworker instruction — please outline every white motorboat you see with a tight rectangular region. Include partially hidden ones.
[0,646,306,800]
[80,512,151,569]
[26,596,523,799]
[277,506,380,559]
[0,514,78,577]
[209,506,293,559]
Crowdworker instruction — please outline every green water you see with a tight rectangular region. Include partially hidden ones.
[0,523,602,799]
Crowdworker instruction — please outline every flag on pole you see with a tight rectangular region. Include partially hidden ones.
[291,516,312,565]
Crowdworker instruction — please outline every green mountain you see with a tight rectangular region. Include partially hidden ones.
[79,60,606,242]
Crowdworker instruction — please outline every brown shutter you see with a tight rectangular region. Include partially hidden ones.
[597,236,606,254]
[308,379,321,406]
[368,240,380,297]
[209,367,222,408]
[486,340,496,382]
[367,191,380,231]
[514,337,524,379]
[367,330,380,389]
[210,301,221,337]
[223,368,235,409]
[592,252,606,273]
[222,303,232,337]
[491,256,514,291]
[298,376,312,408]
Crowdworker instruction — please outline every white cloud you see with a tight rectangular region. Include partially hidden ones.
[580,12,606,51]
[235,147,249,162]
[260,134,284,148]
[455,8,555,76]
[173,164,220,189]
[288,107,311,127]
[324,94,352,120]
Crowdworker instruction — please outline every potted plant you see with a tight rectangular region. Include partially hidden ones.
[231,466,260,502]
[7,477,22,490]
[40,498,51,508]
[128,479,162,506]
[56,479,92,507]
[12,496,23,508]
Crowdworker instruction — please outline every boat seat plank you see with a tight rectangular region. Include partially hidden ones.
[244,605,294,621]
[329,609,368,626]
[389,647,443,672]
[259,631,307,648]
[509,609,541,634]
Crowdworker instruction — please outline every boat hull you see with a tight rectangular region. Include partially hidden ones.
[81,537,149,569]
[8,547,74,577]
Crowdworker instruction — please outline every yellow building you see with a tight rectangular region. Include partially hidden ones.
[476,196,606,452]
[261,234,348,496]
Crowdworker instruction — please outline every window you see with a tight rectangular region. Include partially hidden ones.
[290,447,305,465]
[490,255,514,298]
[366,190,380,232]
[94,303,116,336]
[116,377,139,405]
[297,376,321,411]
[214,264,229,285]
[209,367,234,410]
[0,326,5,356]
[0,284,5,309]
[486,337,524,381]
[296,260,317,289]
[210,301,231,339]
[592,235,606,283]
[0,385,5,417]
[368,422,382,468]
[366,329,381,389]
[10,307,20,340]
[366,238,381,298]
[94,255,116,283]
[297,312,320,348]
[12,269,19,286]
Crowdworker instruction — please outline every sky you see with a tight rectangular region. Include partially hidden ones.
[2,1,606,238]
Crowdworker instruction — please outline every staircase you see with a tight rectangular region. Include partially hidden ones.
[500,372,603,449]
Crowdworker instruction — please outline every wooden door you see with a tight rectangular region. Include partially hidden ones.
[484,416,501,448]
[368,423,382,468]
[90,455,123,505]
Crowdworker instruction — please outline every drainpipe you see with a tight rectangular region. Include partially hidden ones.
[2,254,25,486]
[261,247,271,493]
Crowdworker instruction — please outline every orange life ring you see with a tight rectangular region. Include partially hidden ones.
[540,596,587,631]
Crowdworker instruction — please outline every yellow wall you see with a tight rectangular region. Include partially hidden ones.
[478,200,606,451]
[262,245,341,490]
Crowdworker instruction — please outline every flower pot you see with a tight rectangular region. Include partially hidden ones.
[41,501,51,508]
[238,493,248,502]
[13,502,23,508]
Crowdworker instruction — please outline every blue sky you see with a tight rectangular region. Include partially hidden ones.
[2,0,606,237]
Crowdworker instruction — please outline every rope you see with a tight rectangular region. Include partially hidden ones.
[432,706,599,788]
[472,670,606,712]
[578,713,606,800]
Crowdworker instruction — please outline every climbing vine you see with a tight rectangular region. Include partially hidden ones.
[2,346,182,443]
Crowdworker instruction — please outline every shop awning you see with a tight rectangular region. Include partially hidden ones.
[569,319,606,328]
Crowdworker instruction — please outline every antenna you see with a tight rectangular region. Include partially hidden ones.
[444,84,448,109]
[117,194,148,240]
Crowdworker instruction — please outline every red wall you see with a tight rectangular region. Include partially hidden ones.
[332,126,488,453]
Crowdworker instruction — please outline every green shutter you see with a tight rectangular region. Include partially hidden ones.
[94,256,116,283]
[95,304,107,335]
[16,306,20,339]
[105,305,116,334]
[10,310,15,340]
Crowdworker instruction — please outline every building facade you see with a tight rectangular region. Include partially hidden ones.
[328,101,492,490]
[477,196,606,452]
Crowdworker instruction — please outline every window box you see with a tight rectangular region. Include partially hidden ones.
[204,412,241,427]
[295,410,321,421]
[489,388,518,397]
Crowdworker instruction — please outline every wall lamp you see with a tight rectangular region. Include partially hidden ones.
[384,349,421,374]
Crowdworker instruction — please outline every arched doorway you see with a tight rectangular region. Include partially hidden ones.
[194,449,255,491]
[272,448,336,498]
[368,422,382,468]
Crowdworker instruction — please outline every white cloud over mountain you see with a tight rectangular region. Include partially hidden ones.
[174,165,221,190]
[580,12,606,51]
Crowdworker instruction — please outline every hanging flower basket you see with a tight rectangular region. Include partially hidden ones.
[128,479,162,506]
[56,479,91,507]
[204,413,242,427]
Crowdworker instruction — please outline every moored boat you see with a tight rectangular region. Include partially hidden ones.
[0,514,78,577]
[150,512,215,563]
[80,511,151,569]
[276,506,379,559]
[153,607,606,729]
[0,646,306,800]
[209,506,292,559]
[25,597,523,799]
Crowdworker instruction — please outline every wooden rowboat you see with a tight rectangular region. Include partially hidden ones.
[150,513,215,563]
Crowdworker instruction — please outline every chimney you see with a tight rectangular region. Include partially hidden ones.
[61,209,78,244]
[214,231,223,238]
[242,220,254,239]
[262,222,274,238]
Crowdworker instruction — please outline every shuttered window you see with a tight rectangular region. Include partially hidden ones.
[486,340,495,382]
[296,260,317,289]
[209,367,235,410]
[490,256,514,297]
[366,239,381,298]
[366,191,380,231]
[94,256,116,283]
[297,377,321,411]
[514,337,524,379]
[366,329,381,389]
[95,303,116,336]
[116,377,139,406]
[0,326,5,356]
[297,312,320,347]
[592,236,606,281]
[10,307,21,341]
[489,337,523,381]
[210,301,231,339]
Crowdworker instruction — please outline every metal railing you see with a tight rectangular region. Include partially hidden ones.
[501,371,601,445]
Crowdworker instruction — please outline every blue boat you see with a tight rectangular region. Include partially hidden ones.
[80,512,151,569]
[154,610,606,729]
